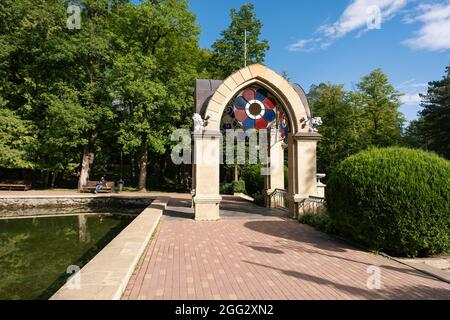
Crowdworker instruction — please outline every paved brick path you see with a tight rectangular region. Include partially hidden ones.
[123,197,450,300]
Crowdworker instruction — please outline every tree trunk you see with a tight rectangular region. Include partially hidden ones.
[50,172,56,189]
[78,144,90,191]
[44,171,49,189]
[131,154,136,179]
[78,132,97,191]
[138,140,148,192]
[234,164,239,181]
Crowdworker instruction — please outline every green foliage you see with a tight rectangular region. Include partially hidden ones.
[298,210,335,234]
[210,3,269,78]
[220,180,247,194]
[220,182,233,195]
[403,118,429,150]
[309,83,362,175]
[406,64,450,159]
[37,89,91,172]
[232,180,246,194]
[252,191,265,207]
[239,164,265,196]
[326,147,450,257]
[0,101,36,169]
[356,69,405,146]
[309,70,405,175]
[0,0,205,189]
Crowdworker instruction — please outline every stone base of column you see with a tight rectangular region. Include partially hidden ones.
[287,194,308,219]
[193,195,222,221]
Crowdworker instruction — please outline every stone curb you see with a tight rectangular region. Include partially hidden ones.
[51,196,169,300]
[380,253,450,285]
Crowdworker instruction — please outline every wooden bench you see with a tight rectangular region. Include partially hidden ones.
[0,181,31,191]
[81,181,115,193]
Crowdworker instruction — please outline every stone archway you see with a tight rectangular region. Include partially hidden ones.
[193,64,321,221]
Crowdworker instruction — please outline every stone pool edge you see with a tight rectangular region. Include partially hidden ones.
[51,196,169,300]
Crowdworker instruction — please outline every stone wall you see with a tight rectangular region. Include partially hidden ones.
[0,196,155,218]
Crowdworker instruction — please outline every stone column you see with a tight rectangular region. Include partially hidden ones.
[192,131,222,221]
[287,132,321,218]
[266,129,286,208]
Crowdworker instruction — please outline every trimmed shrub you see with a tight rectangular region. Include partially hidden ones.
[220,180,247,195]
[239,164,264,196]
[232,180,246,194]
[252,191,265,206]
[220,182,233,195]
[299,210,335,234]
[326,147,450,257]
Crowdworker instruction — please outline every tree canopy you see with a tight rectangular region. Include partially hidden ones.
[209,3,269,79]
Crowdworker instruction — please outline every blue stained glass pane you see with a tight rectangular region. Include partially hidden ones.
[235,96,247,109]
[255,89,268,101]
[243,118,255,130]
[263,110,276,122]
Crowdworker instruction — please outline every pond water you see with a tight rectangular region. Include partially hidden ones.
[0,213,137,300]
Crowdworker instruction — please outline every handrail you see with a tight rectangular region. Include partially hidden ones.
[269,188,287,197]
[268,188,288,209]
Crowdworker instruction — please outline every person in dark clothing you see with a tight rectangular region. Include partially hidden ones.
[94,177,107,194]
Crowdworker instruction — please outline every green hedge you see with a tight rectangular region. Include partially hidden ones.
[298,210,335,234]
[232,180,246,194]
[220,180,247,195]
[326,147,450,257]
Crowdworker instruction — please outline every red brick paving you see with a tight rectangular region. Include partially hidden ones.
[123,198,450,300]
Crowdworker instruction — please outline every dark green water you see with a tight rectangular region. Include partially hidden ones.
[0,213,136,300]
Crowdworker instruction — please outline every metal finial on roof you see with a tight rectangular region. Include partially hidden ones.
[244,29,247,68]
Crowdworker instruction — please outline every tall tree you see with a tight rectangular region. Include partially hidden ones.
[209,3,269,182]
[0,98,36,169]
[210,3,269,79]
[403,118,429,151]
[416,64,450,159]
[309,69,407,176]
[109,0,203,191]
[308,83,361,175]
[355,69,405,147]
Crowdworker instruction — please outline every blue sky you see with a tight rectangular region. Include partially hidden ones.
[187,0,450,122]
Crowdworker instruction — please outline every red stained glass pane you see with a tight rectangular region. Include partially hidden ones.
[243,89,255,102]
[234,109,247,121]
[256,118,268,129]
[263,97,276,109]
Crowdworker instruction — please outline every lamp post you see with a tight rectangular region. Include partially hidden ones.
[114,97,128,193]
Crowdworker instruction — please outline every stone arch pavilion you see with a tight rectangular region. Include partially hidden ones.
[192,64,322,221]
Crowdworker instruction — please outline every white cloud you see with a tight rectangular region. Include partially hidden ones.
[400,93,422,105]
[402,2,450,51]
[287,38,332,53]
[288,0,410,52]
[396,79,427,105]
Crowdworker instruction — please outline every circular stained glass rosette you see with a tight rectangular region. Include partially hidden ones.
[233,88,277,130]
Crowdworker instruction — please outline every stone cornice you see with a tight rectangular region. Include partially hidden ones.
[293,132,322,141]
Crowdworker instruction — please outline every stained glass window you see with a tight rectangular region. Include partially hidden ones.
[220,86,289,139]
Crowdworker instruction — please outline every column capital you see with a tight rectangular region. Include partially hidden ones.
[192,130,222,139]
[293,132,321,141]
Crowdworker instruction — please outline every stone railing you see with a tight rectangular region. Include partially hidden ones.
[298,196,326,215]
[268,188,288,209]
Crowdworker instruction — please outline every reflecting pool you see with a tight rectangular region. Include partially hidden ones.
[0,213,136,300]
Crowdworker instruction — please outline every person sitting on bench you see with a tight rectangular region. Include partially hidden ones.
[94,177,107,194]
